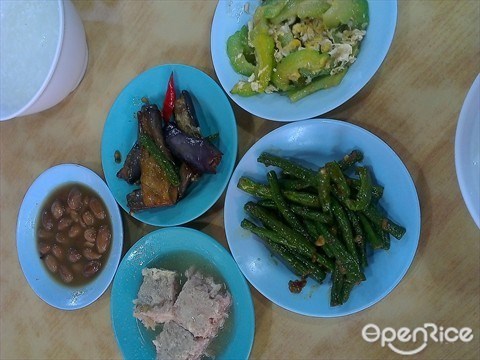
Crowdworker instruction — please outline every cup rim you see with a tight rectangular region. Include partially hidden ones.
[0,0,65,121]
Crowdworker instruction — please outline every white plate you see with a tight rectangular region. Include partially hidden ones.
[211,0,397,121]
[224,119,421,317]
[455,74,480,228]
[16,164,124,310]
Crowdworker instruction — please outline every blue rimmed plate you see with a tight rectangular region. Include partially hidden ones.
[101,64,237,226]
[16,164,123,310]
[224,119,421,317]
[111,227,255,359]
[211,0,397,121]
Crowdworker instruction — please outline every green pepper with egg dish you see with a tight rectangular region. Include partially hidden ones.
[226,0,369,102]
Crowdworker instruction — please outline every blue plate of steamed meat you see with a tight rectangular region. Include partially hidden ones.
[101,64,238,226]
[110,227,255,360]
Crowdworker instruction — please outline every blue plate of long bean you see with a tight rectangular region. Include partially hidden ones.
[224,119,420,317]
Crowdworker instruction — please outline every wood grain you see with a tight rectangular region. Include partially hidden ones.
[0,1,479,359]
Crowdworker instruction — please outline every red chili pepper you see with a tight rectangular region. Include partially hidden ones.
[162,72,175,123]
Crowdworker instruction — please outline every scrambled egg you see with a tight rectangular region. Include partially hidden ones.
[268,16,366,76]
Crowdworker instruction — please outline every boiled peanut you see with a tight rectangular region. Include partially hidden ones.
[51,244,65,260]
[67,187,83,210]
[44,254,58,273]
[79,218,87,228]
[38,241,51,255]
[83,248,102,260]
[84,228,97,243]
[84,241,95,248]
[50,200,65,220]
[83,260,101,278]
[96,225,111,254]
[89,198,106,220]
[57,217,73,231]
[83,195,90,207]
[82,210,95,226]
[41,210,54,231]
[55,232,68,244]
[37,228,53,239]
[58,265,74,283]
[67,248,82,263]
[68,224,82,238]
[69,210,81,223]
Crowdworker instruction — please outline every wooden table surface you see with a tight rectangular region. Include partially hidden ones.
[1,1,479,359]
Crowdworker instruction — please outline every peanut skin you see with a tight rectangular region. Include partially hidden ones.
[96,225,111,254]
[83,260,101,278]
[44,255,58,273]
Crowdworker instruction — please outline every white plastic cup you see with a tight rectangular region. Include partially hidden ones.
[0,0,88,121]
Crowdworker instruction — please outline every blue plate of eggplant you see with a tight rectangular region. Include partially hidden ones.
[101,64,238,226]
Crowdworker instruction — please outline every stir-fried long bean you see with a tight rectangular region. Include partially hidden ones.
[258,152,317,185]
[244,201,316,259]
[241,219,310,276]
[238,150,406,307]
[267,170,311,241]
[317,167,331,212]
[338,150,364,171]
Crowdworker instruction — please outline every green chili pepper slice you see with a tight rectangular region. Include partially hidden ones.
[231,5,275,96]
[262,0,290,19]
[323,0,369,30]
[226,25,256,77]
[139,134,180,187]
[271,0,331,24]
[272,49,330,91]
[288,70,347,102]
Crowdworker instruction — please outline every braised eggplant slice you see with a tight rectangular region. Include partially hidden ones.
[178,163,200,199]
[140,148,178,207]
[116,143,141,184]
[126,189,151,212]
[164,122,223,174]
[174,90,201,138]
[139,104,174,162]
[126,149,179,212]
